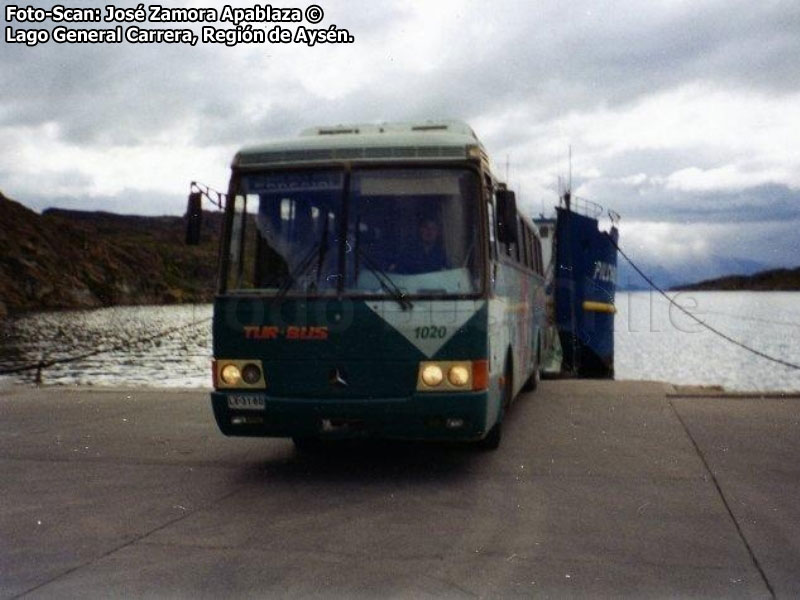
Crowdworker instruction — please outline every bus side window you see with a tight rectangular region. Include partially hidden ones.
[486,199,497,260]
[535,237,543,275]
[539,239,544,275]
[529,229,535,270]
[528,227,534,269]
[508,216,522,262]
[524,227,532,269]
[521,224,529,268]
[493,189,510,258]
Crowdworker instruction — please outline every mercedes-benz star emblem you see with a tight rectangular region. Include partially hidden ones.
[329,367,348,388]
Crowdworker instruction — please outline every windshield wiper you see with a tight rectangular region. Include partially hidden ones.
[315,214,330,285]
[275,216,331,301]
[273,243,322,300]
[356,245,413,311]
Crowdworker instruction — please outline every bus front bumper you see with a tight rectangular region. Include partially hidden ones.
[210,390,494,441]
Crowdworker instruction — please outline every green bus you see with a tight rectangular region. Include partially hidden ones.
[199,121,546,449]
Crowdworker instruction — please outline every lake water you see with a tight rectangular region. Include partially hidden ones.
[615,291,800,391]
[1,292,799,391]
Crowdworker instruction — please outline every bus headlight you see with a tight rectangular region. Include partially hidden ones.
[241,363,262,385]
[221,364,241,385]
[214,359,266,389]
[417,360,487,392]
[421,364,444,387]
[448,365,470,387]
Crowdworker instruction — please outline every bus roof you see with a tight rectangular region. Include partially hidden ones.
[232,120,487,168]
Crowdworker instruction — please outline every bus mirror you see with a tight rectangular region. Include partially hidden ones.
[496,189,518,245]
[185,191,203,245]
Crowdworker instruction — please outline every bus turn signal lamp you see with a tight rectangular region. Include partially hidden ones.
[417,360,488,392]
[214,359,266,389]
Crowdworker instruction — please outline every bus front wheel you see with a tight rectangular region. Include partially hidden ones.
[479,361,511,451]
[479,421,502,450]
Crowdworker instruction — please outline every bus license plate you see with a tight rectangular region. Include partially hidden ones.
[227,395,265,410]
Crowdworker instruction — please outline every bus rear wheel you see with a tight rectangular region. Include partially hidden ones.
[523,336,541,392]
[479,361,511,451]
[523,353,540,392]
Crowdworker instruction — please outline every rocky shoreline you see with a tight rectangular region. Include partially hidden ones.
[0,192,222,316]
[673,267,800,291]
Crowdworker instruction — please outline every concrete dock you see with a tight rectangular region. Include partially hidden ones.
[1,381,799,598]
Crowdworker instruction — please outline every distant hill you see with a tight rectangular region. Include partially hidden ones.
[0,192,222,316]
[673,267,800,291]
[618,254,773,291]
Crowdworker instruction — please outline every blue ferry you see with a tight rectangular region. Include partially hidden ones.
[534,192,619,378]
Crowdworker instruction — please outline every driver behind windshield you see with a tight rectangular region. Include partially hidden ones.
[390,217,447,274]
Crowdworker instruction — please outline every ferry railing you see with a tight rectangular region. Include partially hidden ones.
[568,195,604,219]
[561,195,620,227]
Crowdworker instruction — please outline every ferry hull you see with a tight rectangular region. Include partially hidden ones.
[554,207,618,378]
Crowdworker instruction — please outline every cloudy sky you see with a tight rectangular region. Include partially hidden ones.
[2,0,799,275]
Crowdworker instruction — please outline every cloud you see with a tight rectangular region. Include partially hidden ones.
[665,166,792,192]
[619,217,800,269]
[577,178,800,224]
[5,1,800,147]
[1,0,799,275]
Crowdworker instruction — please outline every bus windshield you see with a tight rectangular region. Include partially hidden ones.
[226,167,481,297]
